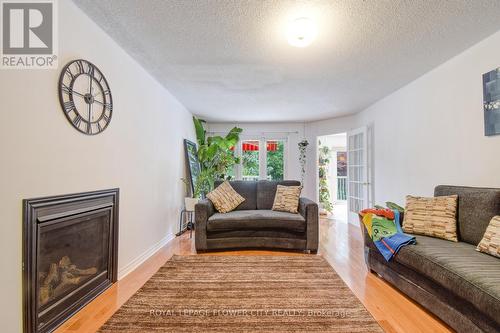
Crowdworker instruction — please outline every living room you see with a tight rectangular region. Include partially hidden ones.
[1,1,499,333]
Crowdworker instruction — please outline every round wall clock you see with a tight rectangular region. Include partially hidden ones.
[58,59,113,135]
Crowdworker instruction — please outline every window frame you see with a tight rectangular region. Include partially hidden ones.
[234,136,288,181]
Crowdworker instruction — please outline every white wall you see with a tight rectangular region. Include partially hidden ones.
[305,29,500,208]
[0,1,194,332]
[207,122,305,181]
[355,29,500,205]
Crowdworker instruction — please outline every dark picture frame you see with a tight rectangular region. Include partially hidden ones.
[183,139,201,197]
[483,67,500,136]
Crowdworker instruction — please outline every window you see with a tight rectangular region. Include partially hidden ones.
[266,140,284,180]
[235,138,286,180]
[241,140,260,181]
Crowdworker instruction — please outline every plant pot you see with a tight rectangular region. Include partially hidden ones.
[184,197,198,212]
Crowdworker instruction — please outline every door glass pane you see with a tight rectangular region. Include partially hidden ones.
[242,140,259,181]
[348,132,365,213]
[266,140,284,180]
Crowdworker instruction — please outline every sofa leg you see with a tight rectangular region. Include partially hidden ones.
[303,249,311,254]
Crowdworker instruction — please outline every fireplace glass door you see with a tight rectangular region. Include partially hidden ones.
[37,210,111,311]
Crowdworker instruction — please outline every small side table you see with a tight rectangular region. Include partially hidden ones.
[177,209,194,238]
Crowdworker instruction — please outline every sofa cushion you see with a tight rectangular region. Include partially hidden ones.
[403,195,458,241]
[395,235,500,322]
[207,210,306,233]
[476,216,500,258]
[214,180,257,210]
[207,181,245,213]
[272,185,302,213]
[207,229,305,239]
[256,180,301,210]
[434,185,500,245]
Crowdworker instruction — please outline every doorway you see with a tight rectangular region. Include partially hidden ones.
[317,133,348,222]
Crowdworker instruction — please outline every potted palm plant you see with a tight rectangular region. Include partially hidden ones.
[192,117,242,197]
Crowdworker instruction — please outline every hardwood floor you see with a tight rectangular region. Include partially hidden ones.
[55,218,453,333]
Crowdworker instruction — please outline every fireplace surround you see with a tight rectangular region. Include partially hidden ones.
[23,189,119,333]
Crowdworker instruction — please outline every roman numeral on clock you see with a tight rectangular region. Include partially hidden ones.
[63,101,75,113]
[61,84,72,94]
[75,60,86,74]
[73,114,83,128]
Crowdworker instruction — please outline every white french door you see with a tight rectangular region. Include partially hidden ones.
[347,126,371,223]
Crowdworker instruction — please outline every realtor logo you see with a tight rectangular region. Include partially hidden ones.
[1,0,57,69]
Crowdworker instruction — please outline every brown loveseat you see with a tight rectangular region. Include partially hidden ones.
[195,180,319,252]
[362,185,500,333]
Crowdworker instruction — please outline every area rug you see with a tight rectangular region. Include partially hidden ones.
[98,255,382,332]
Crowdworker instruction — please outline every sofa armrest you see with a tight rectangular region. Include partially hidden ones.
[358,214,376,270]
[358,214,373,246]
[195,199,215,251]
[299,197,319,251]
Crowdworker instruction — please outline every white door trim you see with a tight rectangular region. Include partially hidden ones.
[347,126,371,224]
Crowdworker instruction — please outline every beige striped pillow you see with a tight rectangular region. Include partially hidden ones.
[402,195,458,241]
[476,216,500,258]
[206,181,245,213]
[272,185,302,213]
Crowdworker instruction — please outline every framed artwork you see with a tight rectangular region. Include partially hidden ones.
[336,151,347,177]
[183,139,201,197]
[483,67,500,136]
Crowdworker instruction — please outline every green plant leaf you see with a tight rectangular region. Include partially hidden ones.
[193,116,206,146]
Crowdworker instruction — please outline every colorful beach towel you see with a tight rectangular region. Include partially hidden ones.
[374,233,416,261]
[360,208,415,261]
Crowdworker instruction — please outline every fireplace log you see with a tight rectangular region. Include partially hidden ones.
[67,264,98,276]
[45,263,60,286]
[53,272,82,296]
[39,257,98,306]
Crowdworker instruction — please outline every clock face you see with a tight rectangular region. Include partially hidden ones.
[58,59,113,135]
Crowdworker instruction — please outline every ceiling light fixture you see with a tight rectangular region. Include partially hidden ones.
[287,17,317,47]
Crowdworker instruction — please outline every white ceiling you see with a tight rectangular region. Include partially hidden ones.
[73,0,500,122]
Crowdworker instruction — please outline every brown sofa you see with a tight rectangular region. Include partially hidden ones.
[195,180,319,252]
[362,185,500,333]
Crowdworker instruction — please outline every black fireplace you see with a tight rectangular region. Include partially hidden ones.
[23,189,119,333]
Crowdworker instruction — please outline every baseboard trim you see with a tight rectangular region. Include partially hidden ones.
[117,233,175,279]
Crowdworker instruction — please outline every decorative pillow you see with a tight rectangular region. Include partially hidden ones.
[206,181,245,213]
[272,185,302,213]
[476,216,500,258]
[403,195,458,242]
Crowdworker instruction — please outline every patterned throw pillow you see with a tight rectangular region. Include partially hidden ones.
[272,185,302,213]
[403,195,458,242]
[206,181,245,213]
[476,216,500,258]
